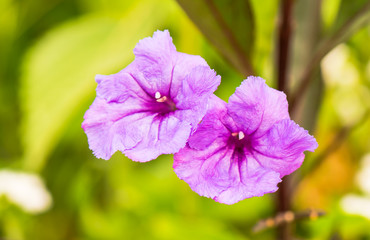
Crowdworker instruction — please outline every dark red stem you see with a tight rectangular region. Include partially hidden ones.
[277,0,293,95]
[276,0,294,239]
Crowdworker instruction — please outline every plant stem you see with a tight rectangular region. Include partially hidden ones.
[277,0,293,95]
[253,208,325,233]
[276,0,294,239]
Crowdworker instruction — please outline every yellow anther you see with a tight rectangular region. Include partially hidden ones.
[156,96,168,103]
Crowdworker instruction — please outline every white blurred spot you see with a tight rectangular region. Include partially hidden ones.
[341,194,370,220]
[322,44,366,125]
[155,92,161,99]
[357,154,370,196]
[321,44,359,87]
[341,153,370,219]
[0,170,52,214]
[332,88,366,125]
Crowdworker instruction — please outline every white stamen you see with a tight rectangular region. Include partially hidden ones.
[155,92,161,99]
[238,131,245,140]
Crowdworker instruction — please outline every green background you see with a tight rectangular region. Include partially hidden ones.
[0,0,369,239]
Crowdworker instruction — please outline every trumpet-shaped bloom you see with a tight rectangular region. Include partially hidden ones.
[82,30,221,162]
[173,76,318,204]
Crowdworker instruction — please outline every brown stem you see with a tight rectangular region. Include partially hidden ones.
[277,0,293,95]
[253,209,325,233]
[276,0,295,239]
[277,176,293,240]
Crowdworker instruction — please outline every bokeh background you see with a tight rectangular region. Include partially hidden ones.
[0,0,369,239]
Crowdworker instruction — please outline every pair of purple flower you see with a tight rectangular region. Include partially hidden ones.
[82,30,318,204]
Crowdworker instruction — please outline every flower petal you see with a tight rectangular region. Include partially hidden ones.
[186,95,229,150]
[228,76,289,137]
[175,66,221,109]
[124,112,192,162]
[133,30,176,95]
[174,138,235,199]
[82,98,150,159]
[174,138,281,204]
[174,67,221,128]
[253,119,318,177]
[170,52,209,98]
[214,154,281,204]
[95,66,151,103]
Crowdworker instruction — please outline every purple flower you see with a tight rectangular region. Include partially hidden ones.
[173,76,318,204]
[82,30,221,162]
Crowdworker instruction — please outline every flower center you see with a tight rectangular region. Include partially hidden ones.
[154,92,177,112]
[231,131,245,140]
[230,131,253,151]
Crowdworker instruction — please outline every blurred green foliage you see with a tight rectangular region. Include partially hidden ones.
[0,0,369,239]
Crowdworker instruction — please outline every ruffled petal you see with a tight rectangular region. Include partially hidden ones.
[228,76,290,137]
[174,138,235,199]
[175,66,221,109]
[95,67,151,103]
[174,68,221,128]
[174,138,281,204]
[186,95,229,150]
[253,119,318,177]
[82,98,151,159]
[169,52,209,98]
[214,153,281,204]
[133,30,176,95]
[124,112,192,162]
[214,167,281,204]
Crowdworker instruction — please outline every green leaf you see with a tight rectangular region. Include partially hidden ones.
[333,0,370,31]
[20,0,171,172]
[328,0,370,47]
[176,0,255,76]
